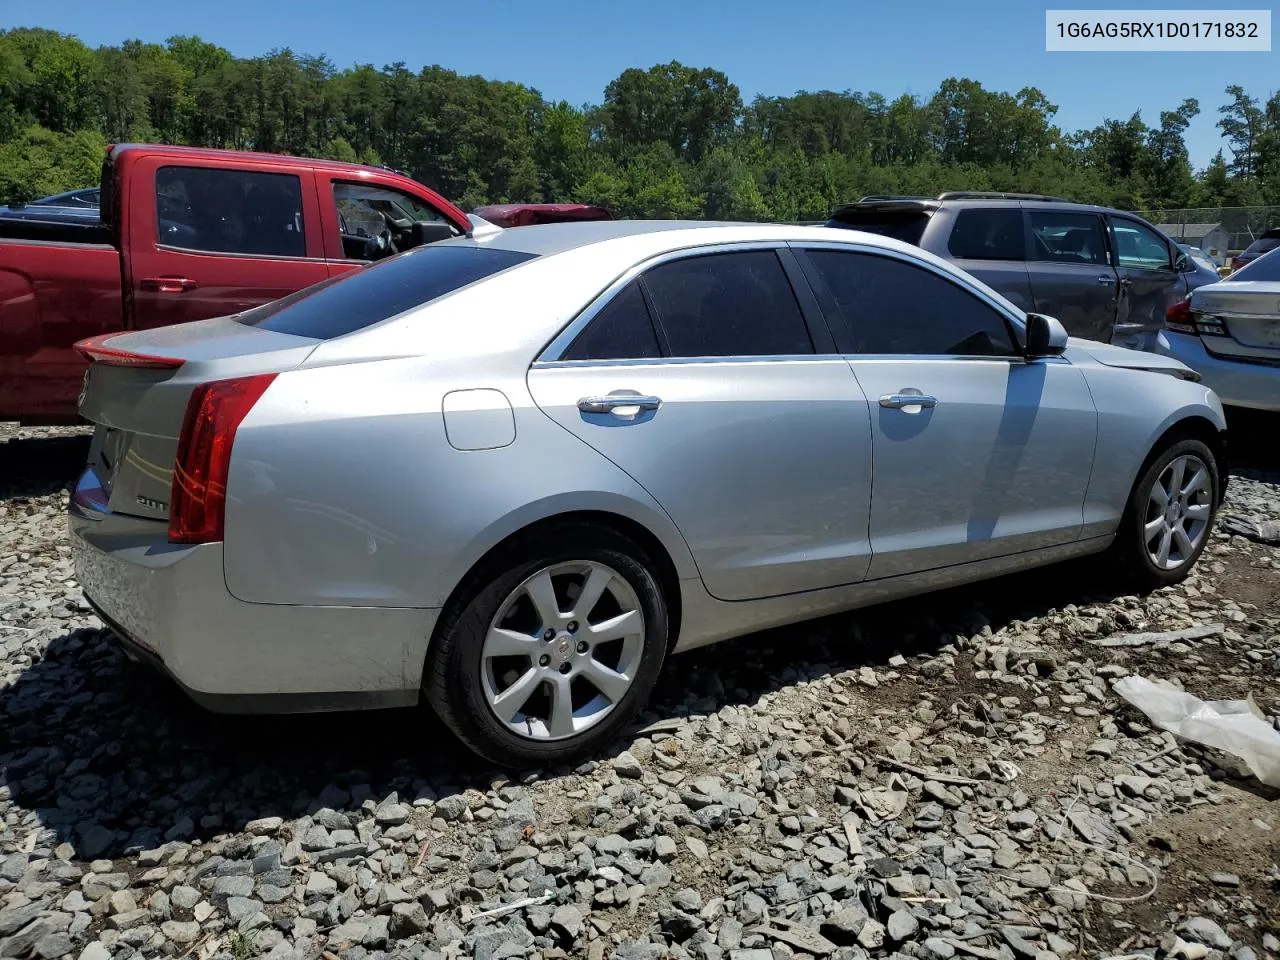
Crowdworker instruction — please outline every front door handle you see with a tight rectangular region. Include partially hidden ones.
[879,393,938,410]
[577,393,662,417]
[1097,274,1114,285]
[140,276,199,293]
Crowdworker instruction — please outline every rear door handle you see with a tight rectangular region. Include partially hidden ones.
[577,394,662,417]
[879,393,937,410]
[140,276,199,293]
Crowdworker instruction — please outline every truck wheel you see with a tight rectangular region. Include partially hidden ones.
[424,522,668,768]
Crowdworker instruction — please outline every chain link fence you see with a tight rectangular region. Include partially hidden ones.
[1142,205,1280,259]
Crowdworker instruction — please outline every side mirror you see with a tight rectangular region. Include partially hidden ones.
[1025,313,1069,357]
[411,221,455,247]
[1173,252,1190,272]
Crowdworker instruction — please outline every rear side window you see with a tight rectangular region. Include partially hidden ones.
[236,245,536,339]
[642,251,814,357]
[1030,212,1108,265]
[947,209,1025,261]
[156,166,306,257]
[563,281,662,361]
[1227,246,1280,282]
[802,249,1017,357]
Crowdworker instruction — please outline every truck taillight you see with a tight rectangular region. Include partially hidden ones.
[168,373,277,545]
[1164,296,1195,334]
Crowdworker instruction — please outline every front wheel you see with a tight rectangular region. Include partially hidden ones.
[424,523,669,768]
[1110,438,1220,591]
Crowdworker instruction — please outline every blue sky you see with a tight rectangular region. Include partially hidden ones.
[12,0,1277,169]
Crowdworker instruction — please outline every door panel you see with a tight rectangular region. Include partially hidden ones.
[1026,210,1118,341]
[1109,217,1185,349]
[126,156,329,330]
[850,358,1097,579]
[527,359,874,601]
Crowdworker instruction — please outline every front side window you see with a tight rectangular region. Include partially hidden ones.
[155,166,306,257]
[333,181,447,260]
[1030,211,1108,266]
[802,249,1017,357]
[563,281,662,361]
[641,250,813,358]
[235,245,535,339]
[947,208,1025,261]
[1112,219,1172,271]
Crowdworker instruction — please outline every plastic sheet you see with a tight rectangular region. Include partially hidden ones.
[1114,675,1280,788]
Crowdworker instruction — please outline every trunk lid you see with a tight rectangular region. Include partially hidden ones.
[78,316,319,522]
[1189,281,1280,363]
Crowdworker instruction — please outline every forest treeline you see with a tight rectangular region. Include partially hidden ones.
[2,26,1279,219]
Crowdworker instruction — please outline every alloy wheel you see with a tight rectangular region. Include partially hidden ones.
[1143,453,1214,570]
[480,560,645,741]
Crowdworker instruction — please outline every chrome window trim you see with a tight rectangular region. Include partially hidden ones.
[535,240,799,364]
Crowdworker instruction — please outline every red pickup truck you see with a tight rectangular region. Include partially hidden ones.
[0,144,472,423]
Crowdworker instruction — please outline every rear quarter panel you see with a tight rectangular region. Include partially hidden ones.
[220,244,703,609]
[919,209,1036,313]
[1072,349,1226,538]
[0,240,123,421]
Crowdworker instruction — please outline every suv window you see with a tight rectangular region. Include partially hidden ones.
[236,245,535,339]
[1112,219,1172,270]
[802,249,1018,357]
[156,166,306,257]
[333,181,446,260]
[947,209,1025,261]
[826,210,931,245]
[563,281,662,361]
[1030,211,1108,265]
[641,251,814,357]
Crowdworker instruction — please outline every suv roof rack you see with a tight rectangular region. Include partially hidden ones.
[935,191,1070,202]
[857,194,934,202]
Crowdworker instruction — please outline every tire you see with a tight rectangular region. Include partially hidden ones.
[1109,438,1220,591]
[424,522,669,768]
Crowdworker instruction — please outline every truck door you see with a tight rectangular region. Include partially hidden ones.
[312,171,468,277]
[125,155,329,330]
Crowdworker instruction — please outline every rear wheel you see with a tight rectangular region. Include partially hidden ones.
[1110,438,1219,591]
[424,523,668,768]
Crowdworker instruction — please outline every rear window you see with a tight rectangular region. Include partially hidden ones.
[825,212,929,245]
[1226,246,1280,282]
[1243,236,1280,256]
[947,209,1026,261]
[235,245,536,339]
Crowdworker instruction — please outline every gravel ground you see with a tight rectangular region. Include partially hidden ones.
[1,422,1278,960]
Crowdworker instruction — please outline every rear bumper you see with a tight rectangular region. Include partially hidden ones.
[69,469,437,713]
[1154,331,1280,412]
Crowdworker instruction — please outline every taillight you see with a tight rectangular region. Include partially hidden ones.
[74,333,184,369]
[168,373,277,544]
[1165,296,1195,334]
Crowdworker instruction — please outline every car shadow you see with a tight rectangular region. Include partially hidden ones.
[0,556,1121,860]
[0,431,90,502]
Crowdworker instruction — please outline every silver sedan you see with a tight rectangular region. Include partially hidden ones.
[1157,246,1280,411]
[69,221,1228,766]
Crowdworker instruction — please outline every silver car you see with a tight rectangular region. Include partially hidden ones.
[1157,246,1280,411]
[69,221,1228,766]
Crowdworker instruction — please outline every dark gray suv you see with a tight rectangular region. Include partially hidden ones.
[825,192,1218,347]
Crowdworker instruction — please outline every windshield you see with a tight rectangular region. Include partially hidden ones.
[235,244,537,339]
[1226,246,1280,282]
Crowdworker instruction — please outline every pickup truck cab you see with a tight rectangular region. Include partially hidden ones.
[0,143,471,423]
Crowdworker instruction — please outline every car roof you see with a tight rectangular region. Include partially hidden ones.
[461,219,915,258]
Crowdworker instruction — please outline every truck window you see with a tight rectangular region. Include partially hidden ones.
[333,182,448,260]
[155,166,307,258]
